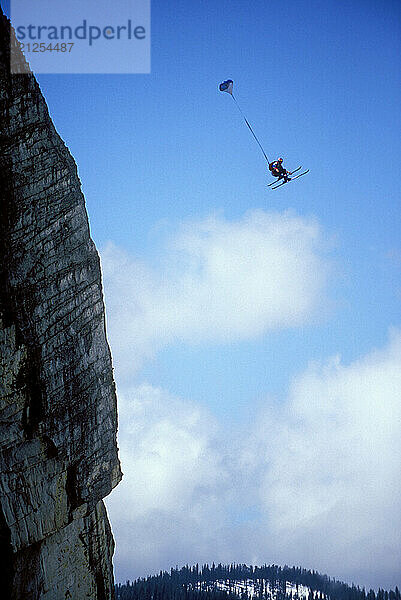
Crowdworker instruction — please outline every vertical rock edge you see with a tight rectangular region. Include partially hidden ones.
[0,8,122,599]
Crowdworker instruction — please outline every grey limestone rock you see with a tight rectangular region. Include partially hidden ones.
[0,8,122,599]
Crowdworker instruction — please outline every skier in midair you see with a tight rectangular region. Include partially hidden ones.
[269,158,291,182]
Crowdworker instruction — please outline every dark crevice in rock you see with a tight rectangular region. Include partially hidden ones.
[0,276,18,333]
[41,434,58,459]
[95,572,107,600]
[66,462,83,518]
[0,176,21,339]
[0,503,13,599]
[18,352,44,439]
[13,540,44,600]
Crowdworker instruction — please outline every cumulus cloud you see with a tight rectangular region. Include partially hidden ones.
[106,331,401,589]
[252,328,401,588]
[101,209,400,588]
[106,384,233,580]
[101,210,329,374]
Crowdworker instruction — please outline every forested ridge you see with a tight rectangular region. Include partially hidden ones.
[116,564,400,600]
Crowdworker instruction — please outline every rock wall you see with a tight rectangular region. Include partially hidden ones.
[0,9,122,599]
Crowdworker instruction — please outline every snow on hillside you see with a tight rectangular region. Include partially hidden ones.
[193,579,314,600]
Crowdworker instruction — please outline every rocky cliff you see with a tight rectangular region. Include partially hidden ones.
[0,9,122,599]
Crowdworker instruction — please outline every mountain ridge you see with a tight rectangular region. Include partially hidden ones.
[116,564,400,600]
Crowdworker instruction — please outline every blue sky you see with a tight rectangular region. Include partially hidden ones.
[29,0,401,411]
[4,0,401,590]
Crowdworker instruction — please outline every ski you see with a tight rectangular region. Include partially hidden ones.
[267,166,302,186]
[271,169,309,190]
[291,169,309,180]
[271,180,287,189]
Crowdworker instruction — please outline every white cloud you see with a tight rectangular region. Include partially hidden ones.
[101,210,329,375]
[111,384,227,517]
[252,329,401,588]
[106,331,401,589]
[106,383,232,580]
[101,209,400,588]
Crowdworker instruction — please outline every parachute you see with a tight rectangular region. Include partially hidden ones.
[219,79,269,163]
[219,79,233,95]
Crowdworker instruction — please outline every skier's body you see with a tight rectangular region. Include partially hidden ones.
[269,158,291,182]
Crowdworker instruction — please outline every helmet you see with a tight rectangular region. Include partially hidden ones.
[278,157,283,162]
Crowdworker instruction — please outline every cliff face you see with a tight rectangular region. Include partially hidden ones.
[0,10,122,599]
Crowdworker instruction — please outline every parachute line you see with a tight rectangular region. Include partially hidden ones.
[231,94,269,164]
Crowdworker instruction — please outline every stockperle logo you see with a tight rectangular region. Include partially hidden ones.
[10,0,151,74]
